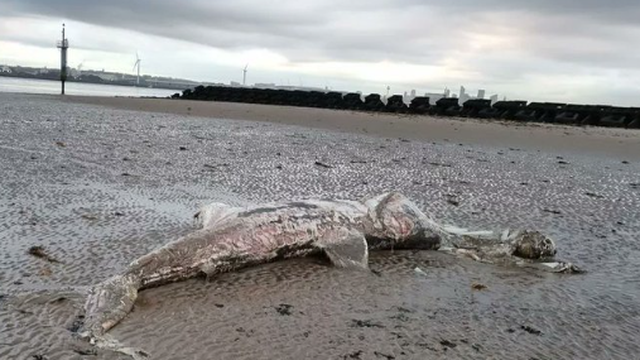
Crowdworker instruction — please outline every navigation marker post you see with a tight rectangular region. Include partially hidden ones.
[56,23,69,95]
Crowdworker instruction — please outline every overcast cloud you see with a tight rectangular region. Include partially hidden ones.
[1,0,640,105]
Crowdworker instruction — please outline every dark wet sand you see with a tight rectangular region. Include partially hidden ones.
[63,94,640,161]
[1,93,639,360]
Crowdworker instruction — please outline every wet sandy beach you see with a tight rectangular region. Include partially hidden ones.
[1,93,640,359]
[65,94,640,161]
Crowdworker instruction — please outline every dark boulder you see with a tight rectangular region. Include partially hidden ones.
[517,102,566,123]
[384,95,408,113]
[432,97,461,116]
[343,93,364,110]
[489,101,528,120]
[461,99,491,118]
[364,94,385,112]
[409,96,430,114]
[325,92,345,109]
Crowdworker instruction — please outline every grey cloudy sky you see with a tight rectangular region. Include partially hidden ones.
[1,0,640,105]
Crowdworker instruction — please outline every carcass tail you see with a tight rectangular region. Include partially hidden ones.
[77,274,149,358]
[82,273,139,336]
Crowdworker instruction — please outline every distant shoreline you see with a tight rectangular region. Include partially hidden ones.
[0,73,187,92]
[55,94,640,161]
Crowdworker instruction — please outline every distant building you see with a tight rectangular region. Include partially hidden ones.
[444,87,450,98]
[255,82,276,88]
[477,89,486,99]
[490,94,499,105]
[230,81,241,87]
[425,92,444,105]
[83,70,121,81]
[0,65,12,73]
[458,86,469,105]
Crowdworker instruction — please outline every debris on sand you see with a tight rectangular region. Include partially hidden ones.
[542,208,562,215]
[374,351,395,359]
[27,246,62,264]
[446,199,460,206]
[584,192,604,199]
[439,339,457,348]
[414,267,427,276]
[521,325,542,335]
[81,214,98,221]
[343,350,363,359]
[72,349,97,356]
[351,319,385,328]
[394,306,413,313]
[426,161,452,168]
[67,314,85,333]
[446,194,460,206]
[417,343,438,351]
[55,141,66,148]
[471,283,488,291]
[558,160,570,165]
[275,303,293,316]
[314,161,334,168]
[204,163,230,170]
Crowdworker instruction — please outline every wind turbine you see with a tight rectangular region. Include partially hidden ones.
[133,52,141,86]
[75,61,84,78]
[242,63,248,86]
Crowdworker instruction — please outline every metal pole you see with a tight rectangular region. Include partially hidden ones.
[59,23,68,95]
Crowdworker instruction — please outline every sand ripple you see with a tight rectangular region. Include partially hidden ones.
[1,93,639,359]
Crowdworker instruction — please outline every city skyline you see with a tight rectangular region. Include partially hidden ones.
[1,62,502,104]
[2,1,640,106]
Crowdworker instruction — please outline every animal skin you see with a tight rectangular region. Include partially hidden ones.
[77,192,582,359]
